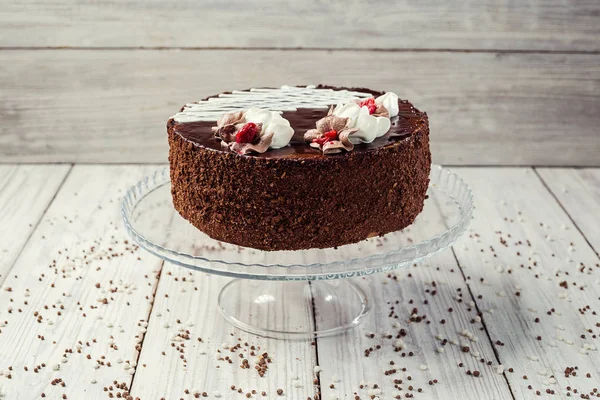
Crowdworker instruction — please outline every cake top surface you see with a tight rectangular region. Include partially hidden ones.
[170,85,428,159]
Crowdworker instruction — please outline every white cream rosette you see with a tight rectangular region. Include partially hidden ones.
[330,92,399,144]
[243,108,294,149]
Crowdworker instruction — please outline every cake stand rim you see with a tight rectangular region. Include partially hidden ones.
[121,165,474,280]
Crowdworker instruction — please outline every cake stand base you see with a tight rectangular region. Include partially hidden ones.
[217,279,371,339]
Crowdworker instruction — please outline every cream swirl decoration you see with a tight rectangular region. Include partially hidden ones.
[243,108,294,149]
[305,92,400,154]
[331,92,399,144]
[375,92,400,118]
[212,108,294,155]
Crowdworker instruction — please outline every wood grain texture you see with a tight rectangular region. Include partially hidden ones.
[1,50,599,166]
[1,165,600,398]
[537,168,600,255]
[0,164,70,284]
[0,0,598,51]
[0,165,163,399]
[316,207,513,399]
[444,168,600,398]
[130,273,319,399]
[128,192,318,398]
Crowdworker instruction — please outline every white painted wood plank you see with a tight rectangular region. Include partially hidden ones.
[1,164,598,399]
[316,200,513,399]
[0,164,70,284]
[444,167,600,399]
[0,0,598,51]
[537,168,600,254]
[130,263,318,396]
[0,165,163,400]
[1,50,599,166]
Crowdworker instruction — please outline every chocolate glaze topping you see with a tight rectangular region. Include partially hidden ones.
[173,100,426,159]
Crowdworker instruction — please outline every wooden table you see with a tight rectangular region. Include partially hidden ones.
[0,164,599,399]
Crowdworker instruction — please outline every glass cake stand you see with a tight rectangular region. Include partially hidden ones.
[121,165,474,339]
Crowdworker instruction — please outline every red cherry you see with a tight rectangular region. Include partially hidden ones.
[236,122,258,143]
[359,98,377,114]
[323,129,338,140]
[313,129,338,146]
[313,136,329,145]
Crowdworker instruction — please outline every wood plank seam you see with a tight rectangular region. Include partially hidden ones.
[533,168,600,258]
[449,248,518,400]
[126,260,166,394]
[0,164,73,287]
[1,47,600,55]
[126,190,176,395]
[536,168,600,259]
[309,281,322,400]
[0,167,16,197]
[430,188,518,399]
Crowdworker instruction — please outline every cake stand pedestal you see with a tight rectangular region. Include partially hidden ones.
[122,166,473,339]
[218,279,369,339]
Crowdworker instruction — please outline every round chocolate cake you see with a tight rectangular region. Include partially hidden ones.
[168,85,431,251]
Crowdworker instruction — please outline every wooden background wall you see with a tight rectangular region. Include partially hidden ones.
[1,0,599,165]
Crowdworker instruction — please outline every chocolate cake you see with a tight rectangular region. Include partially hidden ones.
[168,85,431,251]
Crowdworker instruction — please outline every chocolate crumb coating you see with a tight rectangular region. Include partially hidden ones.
[168,85,431,251]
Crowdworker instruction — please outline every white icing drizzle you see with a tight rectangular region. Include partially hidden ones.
[172,85,373,123]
